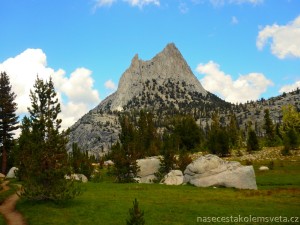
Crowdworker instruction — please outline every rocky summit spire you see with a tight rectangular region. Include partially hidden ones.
[69,43,232,155]
[97,43,207,112]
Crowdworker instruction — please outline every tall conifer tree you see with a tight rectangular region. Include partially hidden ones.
[0,72,18,174]
[263,109,276,146]
[17,76,80,201]
[111,114,139,183]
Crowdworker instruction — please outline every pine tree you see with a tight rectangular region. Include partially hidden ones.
[263,109,276,146]
[16,77,81,201]
[69,143,94,179]
[111,115,139,183]
[126,199,145,225]
[207,111,230,156]
[0,72,18,174]
[136,110,160,156]
[173,115,201,151]
[247,129,260,152]
[227,112,240,149]
[159,132,178,175]
[281,105,300,151]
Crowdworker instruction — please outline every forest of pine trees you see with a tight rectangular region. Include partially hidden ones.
[110,106,300,182]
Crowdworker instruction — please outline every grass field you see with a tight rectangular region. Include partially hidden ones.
[1,158,300,225]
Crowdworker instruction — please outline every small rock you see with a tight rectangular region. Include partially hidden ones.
[65,174,88,183]
[104,160,114,166]
[259,166,269,171]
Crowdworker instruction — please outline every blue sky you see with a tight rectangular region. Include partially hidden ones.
[0,0,299,128]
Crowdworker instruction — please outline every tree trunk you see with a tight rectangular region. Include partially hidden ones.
[1,145,7,174]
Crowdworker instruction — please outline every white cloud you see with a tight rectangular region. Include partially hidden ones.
[231,16,238,24]
[93,0,116,9]
[0,49,100,130]
[124,0,160,8]
[257,15,300,59]
[104,79,117,90]
[53,68,100,105]
[279,81,300,93]
[196,61,273,103]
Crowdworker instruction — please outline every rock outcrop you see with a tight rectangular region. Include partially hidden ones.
[184,155,257,190]
[6,167,18,179]
[136,157,160,183]
[161,170,184,185]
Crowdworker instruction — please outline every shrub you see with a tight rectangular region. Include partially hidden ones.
[268,161,274,170]
[178,151,192,172]
[283,128,300,151]
[91,171,102,183]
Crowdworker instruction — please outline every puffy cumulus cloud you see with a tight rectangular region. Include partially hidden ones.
[279,81,300,93]
[0,49,100,130]
[0,49,53,114]
[257,15,300,59]
[196,61,273,103]
[53,68,100,105]
[104,79,117,90]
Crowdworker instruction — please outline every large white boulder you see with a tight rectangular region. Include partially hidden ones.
[161,170,184,185]
[184,154,257,190]
[136,157,160,183]
[6,167,18,179]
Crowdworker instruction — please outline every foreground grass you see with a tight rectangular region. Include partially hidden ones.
[4,160,296,225]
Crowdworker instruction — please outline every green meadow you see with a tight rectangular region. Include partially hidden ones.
[0,159,297,225]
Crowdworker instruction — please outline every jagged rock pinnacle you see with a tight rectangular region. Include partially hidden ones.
[97,43,207,112]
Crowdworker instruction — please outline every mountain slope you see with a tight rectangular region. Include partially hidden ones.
[69,43,231,154]
[68,43,300,156]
